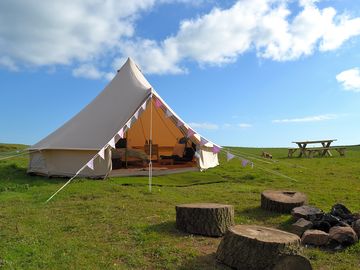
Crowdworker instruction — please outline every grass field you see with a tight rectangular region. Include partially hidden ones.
[0,143,360,269]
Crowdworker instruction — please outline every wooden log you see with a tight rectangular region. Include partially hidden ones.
[261,190,307,213]
[175,203,234,236]
[216,225,310,270]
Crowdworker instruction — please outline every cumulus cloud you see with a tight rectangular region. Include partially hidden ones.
[72,64,115,80]
[272,114,338,123]
[0,0,360,76]
[0,0,157,68]
[189,122,219,130]
[238,123,252,128]
[124,0,360,73]
[336,68,360,92]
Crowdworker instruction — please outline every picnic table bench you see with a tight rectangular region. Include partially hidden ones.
[288,140,346,158]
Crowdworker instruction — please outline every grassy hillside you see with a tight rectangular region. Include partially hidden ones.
[0,144,359,269]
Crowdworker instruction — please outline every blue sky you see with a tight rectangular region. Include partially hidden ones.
[1,0,360,147]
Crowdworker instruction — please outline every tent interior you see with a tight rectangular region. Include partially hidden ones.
[109,98,198,176]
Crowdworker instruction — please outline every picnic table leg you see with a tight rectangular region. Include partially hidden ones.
[298,143,307,158]
[321,142,332,157]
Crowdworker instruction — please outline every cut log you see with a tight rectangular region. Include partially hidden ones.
[175,203,234,236]
[216,225,307,270]
[261,190,307,213]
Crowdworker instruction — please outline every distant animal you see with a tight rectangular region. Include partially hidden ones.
[261,151,273,159]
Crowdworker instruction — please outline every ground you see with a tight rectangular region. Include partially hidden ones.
[0,143,359,269]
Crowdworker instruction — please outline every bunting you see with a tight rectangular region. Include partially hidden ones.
[176,120,183,127]
[227,151,235,161]
[155,98,163,108]
[212,145,221,154]
[186,128,195,138]
[241,159,249,167]
[117,128,124,139]
[108,137,116,148]
[86,159,94,170]
[165,109,173,118]
[98,147,105,160]
[141,102,147,111]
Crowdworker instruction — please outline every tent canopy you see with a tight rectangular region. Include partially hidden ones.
[28,58,220,177]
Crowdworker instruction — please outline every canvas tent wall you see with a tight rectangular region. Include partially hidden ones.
[28,58,219,177]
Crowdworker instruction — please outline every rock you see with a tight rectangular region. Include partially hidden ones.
[352,219,360,238]
[330,203,352,220]
[301,229,329,246]
[290,218,313,237]
[291,205,323,221]
[329,226,358,246]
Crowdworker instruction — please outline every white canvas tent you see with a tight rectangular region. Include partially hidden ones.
[28,58,220,178]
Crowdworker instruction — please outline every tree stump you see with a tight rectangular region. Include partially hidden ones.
[216,225,310,270]
[261,190,307,213]
[175,203,234,236]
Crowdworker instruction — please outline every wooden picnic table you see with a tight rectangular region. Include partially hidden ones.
[290,139,337,158]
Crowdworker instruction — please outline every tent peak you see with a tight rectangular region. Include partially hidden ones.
[117,57,142,73]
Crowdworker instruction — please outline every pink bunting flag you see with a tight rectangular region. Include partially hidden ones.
[241,159,249,167]
[226,151,235,161]
[86,159,94,170]
[176,119,183,127]
[165,109,173,118]
[186,128,195,138]
[117,128,124,139]
[108,137,116,149]
[155,98,163,108]
[200,137,208,146]
[212,145,221,154]
[98,148,105,160]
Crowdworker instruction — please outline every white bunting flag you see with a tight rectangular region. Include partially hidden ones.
[141,102,147,111]
[226,151,235,161]
[134,110,139,119]
[165,109,173,118]
[99,147,105,160]
[86,159,94,170]
[108,137,116,148]
[117,128,124,139]
[194,151,201,159]
[126,121,131,129]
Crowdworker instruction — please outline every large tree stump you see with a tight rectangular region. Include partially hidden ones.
[261,190,307,213]
[216,225,311,270]
[175,203,234,236]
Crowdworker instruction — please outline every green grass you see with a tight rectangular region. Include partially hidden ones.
[0,144,359,269]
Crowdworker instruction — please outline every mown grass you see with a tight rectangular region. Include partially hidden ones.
[0,144,359,269]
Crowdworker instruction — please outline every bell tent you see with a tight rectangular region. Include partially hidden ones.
[28,58,220,178]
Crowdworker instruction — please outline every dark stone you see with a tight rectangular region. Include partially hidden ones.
[329,226,358,246]
[301,229,329,246]
[290,218,313,237]
[330,203,352,220]
[291,205,323,221]
[312,220,331,233]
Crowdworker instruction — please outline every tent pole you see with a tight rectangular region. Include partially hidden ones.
[148,93,153,192]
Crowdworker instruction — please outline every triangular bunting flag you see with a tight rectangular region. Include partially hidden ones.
[155,98,163,108]
[141,102,146,111]
[194,151,201,159]
[186,128,195,138]
[98,147,105,160]
[227,151,235,161]
[165,109,173,118]
[241,159,249,167]
[117,129,124,139]
[108,137,116,148]
[86,159,94,170]
[134,110,139,119]
[200,137,208,146]
[176,120,183,127]
[212,145,221,154]
[126,120,131,129]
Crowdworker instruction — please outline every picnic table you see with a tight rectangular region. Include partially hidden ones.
[288,139,346,158]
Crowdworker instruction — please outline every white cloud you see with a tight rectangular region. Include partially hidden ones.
[1,0,360,76]
[336,68,360,92]
[0,0,157,68]
[189,122,219,130]
[238,123,252,128]
[122,0,360,73]
[72,64,114,80]
[272,114,338,123]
